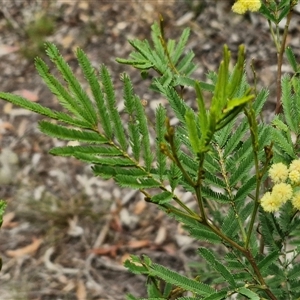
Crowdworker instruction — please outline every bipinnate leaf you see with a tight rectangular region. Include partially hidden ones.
[117,21,197,89]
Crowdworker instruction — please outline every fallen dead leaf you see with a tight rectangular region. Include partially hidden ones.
[0,45,19,57]
[16,118,29,137]
[127,239,150,249]
[62,35,74,48]
[154,226,167,245]
[160,243,177,255]
[63,280,75,292]
[133,199,147,215]
[3,103,13,114]
[6,237,43,258]
[91,244,120,258]
[76,280,87,300]
[0,121,15,132]
[2,212,18,228]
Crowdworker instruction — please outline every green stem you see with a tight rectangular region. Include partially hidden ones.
[194,153,209,224]
[274,9,293,114]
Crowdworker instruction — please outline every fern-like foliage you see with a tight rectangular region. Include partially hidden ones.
[3,19,300,300]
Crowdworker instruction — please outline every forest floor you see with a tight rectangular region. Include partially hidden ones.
[0,1,300,299]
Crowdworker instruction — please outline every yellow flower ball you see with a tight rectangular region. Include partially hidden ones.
[289,170,300,184]
[292,191,300,210]
[269,162,289,183]
[232,0,261,14]
[232,1,248,14]
[272,183,293,204]
[289,159,300,173]
[260,192,282,212]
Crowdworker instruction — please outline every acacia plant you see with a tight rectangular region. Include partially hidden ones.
[1,1,300,299]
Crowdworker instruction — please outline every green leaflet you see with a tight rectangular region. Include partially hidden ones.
[202,186,230,203]
[35,57,87,120]
[288,264,300,281]
[134,95,152,171]
[151,191,173,204]
[124,255,149,274]
[92,165,148,179]
[185,108,201,155]
[0,200,7,229]
[286,46,299,73]
[198,247,236,287]
[49,145,123,157]
[259,212,281,251]
[76,48,112,137]
[154,80,188,123]
[195,80,208,134]
[236,287,259,300]
[201,291,228,300]
[122,74,141,161]
[115,175,161,189]
[221,208,240,238]
[257,250,279,275]
[45,43,98,126]
[186,225,221,244]
[73,154,135,166]
[100,65,127,150]
[281,75,296,132]
[233,174,257,202]
[150,263,215,296]
[117,21,196,83]
[271,126,296,158]
[155,105,167,182]
[176,51,196,75]
[0,92,92,128]
[39,121,108,143]
[171,27,190,65]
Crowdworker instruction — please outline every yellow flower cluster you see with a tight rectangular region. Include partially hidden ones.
[232,0,261,14]
[260,159,300,212]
